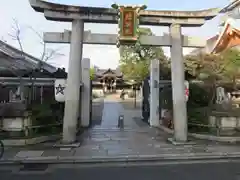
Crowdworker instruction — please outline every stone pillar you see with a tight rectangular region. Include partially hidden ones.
[150,59,160,127]
[170,23,188,142]
[62,20,84,143]
[81,58,91,127]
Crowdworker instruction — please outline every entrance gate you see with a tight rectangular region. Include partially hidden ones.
[29,0,219,144]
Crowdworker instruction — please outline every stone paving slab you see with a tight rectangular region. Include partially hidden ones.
[43,149,75,158]
[15,150,44,158]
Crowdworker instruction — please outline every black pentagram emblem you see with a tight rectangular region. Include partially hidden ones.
[55,84,65,95]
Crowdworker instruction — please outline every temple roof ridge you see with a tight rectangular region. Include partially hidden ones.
[211,17,240,53]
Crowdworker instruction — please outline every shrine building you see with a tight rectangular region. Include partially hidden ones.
[92,68,132,95]
[190,18,240,55]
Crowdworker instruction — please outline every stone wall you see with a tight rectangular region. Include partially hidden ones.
[2,116,32,137]
[209,115,240,135]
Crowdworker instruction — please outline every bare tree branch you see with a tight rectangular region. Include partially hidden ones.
[43,47,65,62]
[8,18,24,54]
[6,19,27,78]
[27,25,64,63]
[7,19,65,76]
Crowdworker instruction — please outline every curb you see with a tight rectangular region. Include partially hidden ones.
[1,152,240,165]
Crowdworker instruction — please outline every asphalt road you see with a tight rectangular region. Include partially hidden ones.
[1,160,240,180]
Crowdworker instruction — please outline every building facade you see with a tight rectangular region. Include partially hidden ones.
[92,68,133,94]
[0,40,66,104]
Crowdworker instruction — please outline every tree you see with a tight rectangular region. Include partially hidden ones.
[119,27,167,83]
[184,48,240,107]
[8,19,64,71]
[220,48,240,90]
[185,53,225,106]
[90,67,95,80]
[185,49,240,84]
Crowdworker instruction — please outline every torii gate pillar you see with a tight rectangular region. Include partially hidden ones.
[63,20,84,143]
[170,24,187,142]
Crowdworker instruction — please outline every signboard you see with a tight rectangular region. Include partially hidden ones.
[112,4,147,46]
[119,7,138,43]
[55,79,66,102]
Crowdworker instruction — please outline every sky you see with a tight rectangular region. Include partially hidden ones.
[0,0,236,70]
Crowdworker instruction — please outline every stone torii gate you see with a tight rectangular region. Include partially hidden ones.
[29,0,219,144]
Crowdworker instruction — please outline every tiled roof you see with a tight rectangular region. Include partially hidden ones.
[95,68,122,77]
[0,40,57,73]
[211,18,240,53]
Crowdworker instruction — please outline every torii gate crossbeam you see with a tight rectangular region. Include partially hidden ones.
[44,30,207,48]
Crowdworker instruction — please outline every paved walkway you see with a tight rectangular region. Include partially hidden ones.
[92,98,123,129]
[78,98,165,157]
[2,96,240,164]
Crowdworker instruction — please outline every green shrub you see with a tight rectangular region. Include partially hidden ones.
[28,101,64,136]
[187,83,211,133]
[160,83,211,132]
[187,107,209,133]
[187,83,211,108]
[30,101,64,125]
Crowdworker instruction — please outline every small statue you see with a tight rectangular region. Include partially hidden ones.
[216,86,232,110]
[216,87,225,104]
